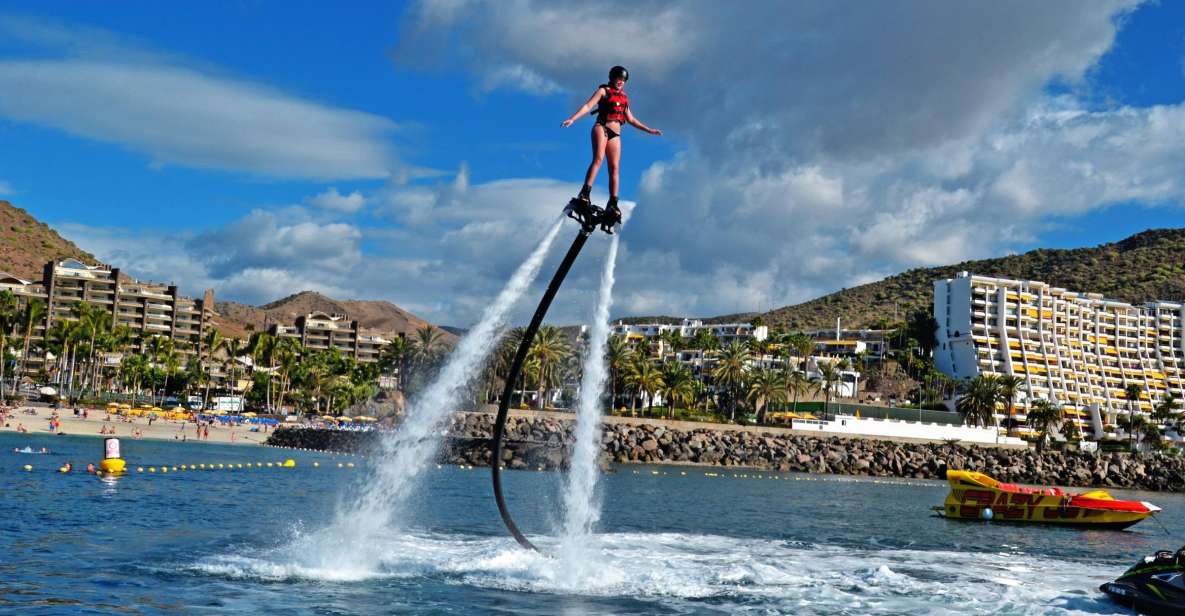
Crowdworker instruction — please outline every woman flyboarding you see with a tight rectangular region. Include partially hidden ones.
[561,65,662,234]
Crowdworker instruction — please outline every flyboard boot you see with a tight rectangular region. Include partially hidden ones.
[564,194,602,233]
[599,198,622,234]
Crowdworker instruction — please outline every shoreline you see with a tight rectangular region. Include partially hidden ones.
[267,411,1185,493]
[1,405,268,447]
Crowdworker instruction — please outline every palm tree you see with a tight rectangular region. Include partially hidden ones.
[200,329,226,409]
[785,370,818,416]
[817,363,842,420]
[1152,393,1179,431]
[712,342,751,421]
[1025,399,1062,452]
[784,332,814,373]
[659,329,683,361]
[958,375,1001,429]
[625,357,664,417]
[529,326,570,410]
[12,297,43,392]
[659,361,694,419]
[0,291,17,402]
[223,337,244,395]
[995,375,1024,436]
[746,368,786,424]
[605,335,632,413]
[273,336,302,413]
[377,336,406,389]
[1123,383,1143,451]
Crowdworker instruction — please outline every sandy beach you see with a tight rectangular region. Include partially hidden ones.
[0,404,271,446]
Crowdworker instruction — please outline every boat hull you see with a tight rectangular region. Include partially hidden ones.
[936,470,1158,529]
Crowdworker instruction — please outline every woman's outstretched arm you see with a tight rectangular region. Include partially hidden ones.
[625,108,662,135]
[561,88,606,127]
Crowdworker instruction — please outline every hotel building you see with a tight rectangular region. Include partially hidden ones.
[268,312,392,363]
[934,272,1185,438]
[611,319,768,350]
[0,259,216,373]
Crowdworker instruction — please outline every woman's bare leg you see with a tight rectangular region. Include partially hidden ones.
[606,136,622,199]
[582,125,608,191]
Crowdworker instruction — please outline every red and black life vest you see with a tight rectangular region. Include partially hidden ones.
[594,84,629,124]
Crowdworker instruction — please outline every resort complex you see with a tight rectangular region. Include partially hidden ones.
[0,259,216,372]
[934,271,1185,439]
[268,312,393,364]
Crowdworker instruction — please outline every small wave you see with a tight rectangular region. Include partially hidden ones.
[182,529,1129,614]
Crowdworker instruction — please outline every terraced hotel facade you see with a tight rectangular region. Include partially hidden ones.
[934,272,1185,438]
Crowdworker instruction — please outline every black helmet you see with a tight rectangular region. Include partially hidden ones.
[609,66,629,83]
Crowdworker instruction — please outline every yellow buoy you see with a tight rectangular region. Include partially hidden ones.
[137,467,144,473]
[266,462,273,468]
[161,467,168,473]
[237,463,244,469]
[346,462,354,468]
[148,467,156,473]
[337,463,343,468]
[282,459,295,468]
[23,464,32,471]
[313,462,319,467]
[100,438,126,475]
[217,464,224,469]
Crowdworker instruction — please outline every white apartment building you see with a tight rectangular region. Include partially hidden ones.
[268,312,393,363]
[610,319,768,348]
[934,272,1185,439]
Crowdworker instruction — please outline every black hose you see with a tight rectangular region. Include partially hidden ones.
[490,226,592,551]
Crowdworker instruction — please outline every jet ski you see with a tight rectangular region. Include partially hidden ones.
[1100,547,1185,616]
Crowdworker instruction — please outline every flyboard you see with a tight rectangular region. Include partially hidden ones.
[490,198,620,552]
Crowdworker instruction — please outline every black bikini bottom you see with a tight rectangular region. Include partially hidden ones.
[598,122,619,141]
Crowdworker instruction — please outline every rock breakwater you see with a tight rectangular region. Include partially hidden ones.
[266,413,1185,492]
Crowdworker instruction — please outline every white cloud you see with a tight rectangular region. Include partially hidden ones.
[0,17,400,180]
[382,0,1185,320]
[0,180,12,196]
[306,187,368,213]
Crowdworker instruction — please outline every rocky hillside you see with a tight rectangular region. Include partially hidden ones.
[213,291,453,341]
[757,228,1185,331]
[0,200,96,280]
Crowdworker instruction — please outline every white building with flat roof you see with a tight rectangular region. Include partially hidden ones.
[934,272,1185,439]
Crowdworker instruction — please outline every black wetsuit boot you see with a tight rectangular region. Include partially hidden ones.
[565,185,598,231]
[600,197,622,234]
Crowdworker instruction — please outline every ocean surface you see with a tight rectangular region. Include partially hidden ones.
[3,431,1183,615]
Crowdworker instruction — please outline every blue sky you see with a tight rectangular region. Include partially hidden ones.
[1,1,1184,327]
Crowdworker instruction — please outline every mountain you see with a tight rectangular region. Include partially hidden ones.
[212,291,454,341]
[0,200,96,281]
[756,228,1185,331]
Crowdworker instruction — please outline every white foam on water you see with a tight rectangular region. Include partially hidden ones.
[271,217,565,575]
[556,233,619,585]
[187,529,1128,614]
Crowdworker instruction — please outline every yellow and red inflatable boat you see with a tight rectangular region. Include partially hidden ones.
[935,470,1160,529]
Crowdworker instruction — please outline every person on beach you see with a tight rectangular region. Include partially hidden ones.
[561,65,662,233]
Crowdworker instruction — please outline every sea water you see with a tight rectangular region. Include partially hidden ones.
[4,431,1182,615]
